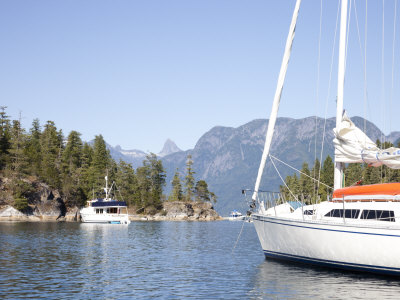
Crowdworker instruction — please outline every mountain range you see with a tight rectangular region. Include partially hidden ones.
[105,116,400,216]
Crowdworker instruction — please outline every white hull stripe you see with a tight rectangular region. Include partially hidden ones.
[263,250,400,275]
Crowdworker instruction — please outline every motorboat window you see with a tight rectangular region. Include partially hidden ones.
[106,207,118,214]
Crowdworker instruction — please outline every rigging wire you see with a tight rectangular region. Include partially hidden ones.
[314,0,323,202]
[268,155,301,205]
[364,0,368,135]
[344,0,353,73]
[270,154,333,190]
[353,0,368,139]
[390,0,397,139]
[231,219,246,254]
[381,0,386,182]
[381,0,386,148]
[318,0,341,189]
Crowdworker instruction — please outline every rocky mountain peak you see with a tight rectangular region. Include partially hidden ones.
[158,139,182,157]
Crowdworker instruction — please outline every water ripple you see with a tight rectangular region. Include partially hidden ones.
[1,221,400,299]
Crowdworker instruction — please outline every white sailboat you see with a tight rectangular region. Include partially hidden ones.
[251,0,400,275]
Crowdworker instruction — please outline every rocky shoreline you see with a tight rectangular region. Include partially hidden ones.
[0,201,222,222]
[0,177,222,222]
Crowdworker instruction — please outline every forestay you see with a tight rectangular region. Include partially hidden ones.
[333,112,400,169]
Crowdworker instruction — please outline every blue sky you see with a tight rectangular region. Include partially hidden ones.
[1,0,399,152]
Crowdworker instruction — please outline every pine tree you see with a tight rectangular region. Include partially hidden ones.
[115,160,138,207]
[299,162,313,203]
[363,164,381,185]
[40,121,63,188]
[184,154,195,201]
[320,155,334,188]
[25,119,42,176]
[136,164,151,211]
[144,153,166,209]
[345,163,363,186]
[62,131,83,172]
[210,191,217,204]
[90,135,112,191]
[194,180,210,202]
[61,131,86,207]
[80,142,94,199]
[0,106,11,170]
[9,118,28,175]
[169,169,183,202]
[318,155,334,201]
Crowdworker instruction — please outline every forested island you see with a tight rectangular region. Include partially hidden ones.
[0,107,220,221]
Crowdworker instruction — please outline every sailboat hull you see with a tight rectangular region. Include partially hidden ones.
[253,214,400,275]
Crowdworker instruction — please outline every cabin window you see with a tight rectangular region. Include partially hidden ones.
[95,209,104,214]
[324,209,360,219]
[106,208,118,214]
[360,210,395,222]
[303,210,314,215]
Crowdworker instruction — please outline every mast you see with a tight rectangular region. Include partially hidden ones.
[334,0,348,190]
[252,0,302,201]
[105,175,109,200]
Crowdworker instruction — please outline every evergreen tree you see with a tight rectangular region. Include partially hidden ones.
[318,155,334,201]
[115,160,138,206]
[345,163,363,186]
[144,153,166,209]
[299,162,312,203]
[9,118,28,175]
[61,131,85,206]
[80,142,94,198]
[25,119,42,176]
[89,135,112,191]
[184,154,195,201]
[62,131,83,172]
[136,164,151,211]
[194,180,210,202]
[280,173,301,201]
[210,191,217,204]
[0,106,11,170]
[363,164,381,185]
[320,155,334,187]
[169,169,183,202]
[362,140,382,185]
[40,121,63,188]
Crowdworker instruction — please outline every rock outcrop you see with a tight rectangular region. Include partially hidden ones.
[130,201,221,221]
[0,177,77,222]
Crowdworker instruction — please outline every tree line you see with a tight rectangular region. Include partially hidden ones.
[280,140,400,203]
[0,107,216,213]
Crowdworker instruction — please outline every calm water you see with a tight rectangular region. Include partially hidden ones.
[1,221,400,299]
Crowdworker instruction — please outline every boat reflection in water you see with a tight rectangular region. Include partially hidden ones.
[248,259,400,299]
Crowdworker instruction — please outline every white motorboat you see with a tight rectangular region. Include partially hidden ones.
[250,0,400,276]
[228,210,245,221]
[80,176,131,225]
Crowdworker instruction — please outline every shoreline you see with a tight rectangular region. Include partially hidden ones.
[0,201,222,222]
[0,215,224,222]
[0,205,223,222]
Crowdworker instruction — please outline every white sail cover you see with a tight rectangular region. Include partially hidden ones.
[333,112,400,169]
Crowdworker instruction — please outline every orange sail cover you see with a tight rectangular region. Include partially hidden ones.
[333,183,400,198]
